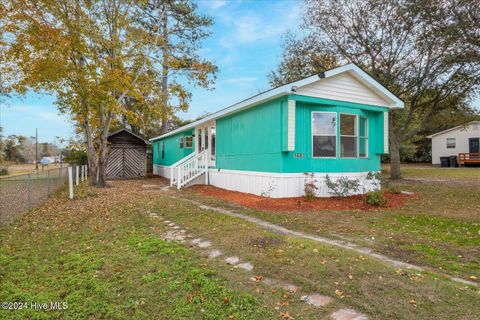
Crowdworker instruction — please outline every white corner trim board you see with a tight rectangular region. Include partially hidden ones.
[384,112,389,153]
[288,99,296,151]
[208,169,379,198]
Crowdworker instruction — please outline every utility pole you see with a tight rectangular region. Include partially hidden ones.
[35,128,38,170]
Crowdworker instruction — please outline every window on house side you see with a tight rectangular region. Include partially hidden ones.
[446,138,456,148]
[359,116,368,158]
[179,137,184,149]
[340,114,358,158]
[312,112,337,157]
[185,136,193,148]
[162,142,165,159]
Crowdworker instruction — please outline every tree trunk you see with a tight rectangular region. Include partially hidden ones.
[389,137,401,179]
[83,118,98,186]
[160,2,169,134]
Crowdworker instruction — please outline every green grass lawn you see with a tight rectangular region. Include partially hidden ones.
[0,183,275,320]
[382,163,480,181]
[1,176,479,319]
[181,176,480,283]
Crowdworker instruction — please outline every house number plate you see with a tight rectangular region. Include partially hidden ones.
[294,153,305,158]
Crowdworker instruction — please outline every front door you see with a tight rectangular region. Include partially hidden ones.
[196,122,216,167]
[469,138,480,153]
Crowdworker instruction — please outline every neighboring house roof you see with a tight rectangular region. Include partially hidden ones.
[426,121,480,138]
[150,63,404,141]
[108,128,151,144]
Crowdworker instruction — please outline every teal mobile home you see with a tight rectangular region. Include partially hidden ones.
[150,64,403,198]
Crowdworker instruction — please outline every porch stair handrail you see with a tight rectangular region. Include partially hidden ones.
[170,149,208,189]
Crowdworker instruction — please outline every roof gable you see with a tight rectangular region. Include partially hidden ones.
[296,72,388,107]
[426,121,480,138]
[108,128,150,145]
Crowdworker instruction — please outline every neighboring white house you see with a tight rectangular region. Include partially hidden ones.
[427,121,480,165]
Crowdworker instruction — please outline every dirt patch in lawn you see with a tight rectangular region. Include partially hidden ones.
[190,185,414,212]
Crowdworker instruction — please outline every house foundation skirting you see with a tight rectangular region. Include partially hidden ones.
[153,165,379,198]
[208,169,378,198]
[153,164,171,178]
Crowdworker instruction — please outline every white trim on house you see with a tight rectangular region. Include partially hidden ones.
[287,99,296,151]
[384,112,389,153]
[426,121,480,138]
[208,169,379,198]
[150,63,404,141]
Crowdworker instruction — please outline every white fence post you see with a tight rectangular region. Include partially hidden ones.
[81,165,84,182]
[75,165,79,186]
[85,165,88,178]
[68,167,74,199]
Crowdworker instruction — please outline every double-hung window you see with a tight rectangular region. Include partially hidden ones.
[340,114,357,158]
[179,137,184,149]
[161,142,165,159]
[185,136,193,148]
[312,112,337,157]
[359,116,368,158]
[446,138,455,148]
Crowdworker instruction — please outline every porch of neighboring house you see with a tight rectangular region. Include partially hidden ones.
[167,122,216,189]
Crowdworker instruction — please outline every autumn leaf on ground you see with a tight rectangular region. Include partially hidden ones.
[279,311,294,319]
[335,289,344,298]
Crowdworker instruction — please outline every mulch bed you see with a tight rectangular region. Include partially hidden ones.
[190,185,415,212]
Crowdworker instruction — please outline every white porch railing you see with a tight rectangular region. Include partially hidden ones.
[170,149,208,189]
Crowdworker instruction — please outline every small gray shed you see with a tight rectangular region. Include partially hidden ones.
[106,129,149,179]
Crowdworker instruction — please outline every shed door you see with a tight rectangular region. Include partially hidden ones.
[107,147,144,179]
[469,138,479,153]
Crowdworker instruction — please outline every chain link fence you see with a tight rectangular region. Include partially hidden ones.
[0,166,74,226]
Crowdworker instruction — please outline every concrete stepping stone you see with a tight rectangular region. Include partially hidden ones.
[172,225,180,229]
[198,241,211,248]
[164,230,186,241]
[163,220,171,224]
[263,277,279,286]
[168,223,176,227]
[283,283,299,293]
[190,238,203,245]
[142,184,161,189]
[237,262,254,271]
[300,294,333,307]
[208,250,223,258]
[330,309,368,320]
[225,256,240,265]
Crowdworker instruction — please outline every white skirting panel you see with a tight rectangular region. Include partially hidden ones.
[208,169,379,198]
[153,164,171,179]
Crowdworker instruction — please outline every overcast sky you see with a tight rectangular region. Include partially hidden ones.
[0,0,477,143]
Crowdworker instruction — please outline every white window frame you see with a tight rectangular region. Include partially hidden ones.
[340,113,358,159]
[185,136,193,148]
[359,116,368,158]
[446,138,456,149]
[311,111,337,159]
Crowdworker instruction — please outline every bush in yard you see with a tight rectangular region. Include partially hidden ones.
[303,172,318,200]
[325,174,361,197]
[364,190,388,206]
[0,167,8,176]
